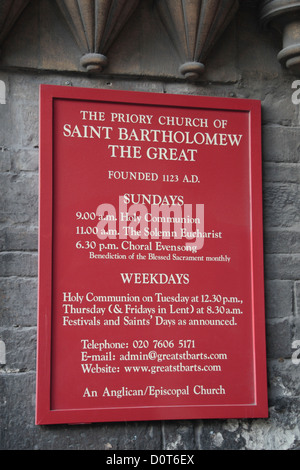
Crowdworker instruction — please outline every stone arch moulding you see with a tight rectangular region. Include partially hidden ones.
[55,0,141,73]
[261,0,300,75]
[0,0,31,53]
[155,0,239,81]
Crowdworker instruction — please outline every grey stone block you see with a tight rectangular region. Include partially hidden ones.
[0,0,299,448]
[0,173,38,225]
[266,318,293,358]
[263,229,300,254]
[0,327,36,371]
[264,254,300,280]
[11,149,39,172]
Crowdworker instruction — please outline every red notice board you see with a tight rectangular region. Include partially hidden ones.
[36,85,268,425]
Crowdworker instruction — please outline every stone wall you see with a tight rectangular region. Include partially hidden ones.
[0,0,299,450]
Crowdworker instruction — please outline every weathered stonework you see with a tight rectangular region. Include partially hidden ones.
[261,0,300,74]
[155,0,239,80]
[55,0,140,73]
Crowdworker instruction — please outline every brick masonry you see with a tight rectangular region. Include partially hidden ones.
[0,1,299,450]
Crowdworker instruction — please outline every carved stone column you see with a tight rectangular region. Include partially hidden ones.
[55,0,140,73]
[155,0,239,80]
[0,0,31,51]
[261,0,300,75]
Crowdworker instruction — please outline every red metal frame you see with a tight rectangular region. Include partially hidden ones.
[36,85,268,425]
